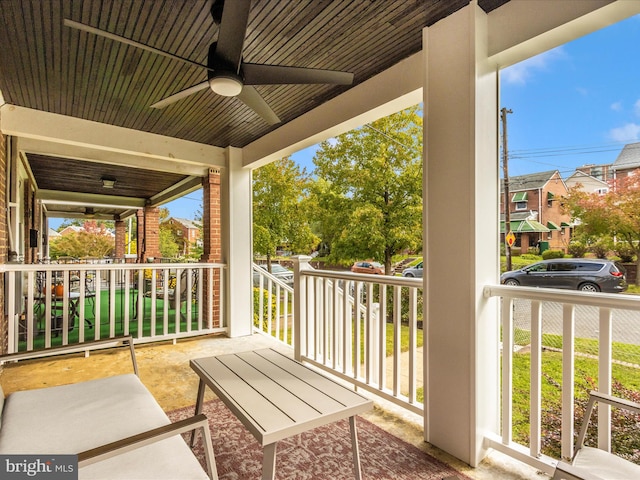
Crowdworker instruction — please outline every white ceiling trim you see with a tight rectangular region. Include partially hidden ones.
[0,105,226,169]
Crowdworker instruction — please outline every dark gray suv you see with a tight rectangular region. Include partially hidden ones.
[500,259,627,293]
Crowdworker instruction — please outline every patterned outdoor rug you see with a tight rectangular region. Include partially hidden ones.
[168,399,470,480]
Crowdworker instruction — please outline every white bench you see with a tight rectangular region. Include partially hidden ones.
[0,336,218,480]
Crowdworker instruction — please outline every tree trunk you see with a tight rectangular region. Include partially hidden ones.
[384,249,393,276]
[635,256,640,285]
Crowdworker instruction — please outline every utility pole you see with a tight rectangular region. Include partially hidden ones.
[501,107,513,272]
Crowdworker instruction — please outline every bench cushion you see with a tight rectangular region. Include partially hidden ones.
[0,374,208,479]
[573,446,640,480]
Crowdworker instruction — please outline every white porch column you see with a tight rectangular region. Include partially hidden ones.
[222,147,253,337]
[423,3,499,466]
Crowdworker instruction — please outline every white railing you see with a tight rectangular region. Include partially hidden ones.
[483,284,640,475]
[292,257,423,415]
[252,263,294,345]
[6,262,227,353]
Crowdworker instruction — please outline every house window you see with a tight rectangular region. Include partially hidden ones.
[512,192,528,211]
[547,191,555,208]
[596,187,608,195]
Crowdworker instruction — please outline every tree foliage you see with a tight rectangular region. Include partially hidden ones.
[563,170,640,283]
[253,157,319,267]
[49,221,114,259]
[309,106,423,274]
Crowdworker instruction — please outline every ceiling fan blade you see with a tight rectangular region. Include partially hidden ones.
[214,0,251,71]
[237,86,280,125]
[243,63,354,85]
[64,19,209,72]
[150,81,209,109]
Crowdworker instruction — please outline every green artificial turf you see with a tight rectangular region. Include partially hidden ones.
[19,289,199,351]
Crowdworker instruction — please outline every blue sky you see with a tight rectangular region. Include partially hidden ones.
[54,14,640,226]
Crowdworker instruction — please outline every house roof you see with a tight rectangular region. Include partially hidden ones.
[612,142,640,171]
[565,170,609,189]
[506,170,559,192]
[167,218,202,230]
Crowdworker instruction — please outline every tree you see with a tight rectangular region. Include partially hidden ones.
[253,157,319,269]
[49,221,114,258]
[310,106,423,274]
[157,207,182,258]
[564,170,640,283]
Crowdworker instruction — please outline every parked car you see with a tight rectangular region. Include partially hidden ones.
[500,258,627,293]
[253,264,294,286]
[402,261,423,278]
[351,261,384,275]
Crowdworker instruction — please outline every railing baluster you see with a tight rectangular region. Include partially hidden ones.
[501,296,514,444]
[378,284,387,390]
[561,304,575,461]
[598,307,613,452]
[408,286,417,404]
[393,284,402,397]
[530,300,542,458]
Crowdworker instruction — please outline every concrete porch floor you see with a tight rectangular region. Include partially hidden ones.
[1,333,548,480]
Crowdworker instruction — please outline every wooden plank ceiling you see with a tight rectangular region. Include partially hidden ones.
[0,0,509,218]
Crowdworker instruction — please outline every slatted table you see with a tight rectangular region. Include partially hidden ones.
[190,348,373,480]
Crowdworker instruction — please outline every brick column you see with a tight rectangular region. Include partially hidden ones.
[143,207,161,262]
[201,168,222,326]
[114,218,125,260]
[0,131,7,355]
[136,209,144,261]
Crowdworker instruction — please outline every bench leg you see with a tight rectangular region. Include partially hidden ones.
[349,416,363,480]
[190,379,206,447]
[262,442,277,480]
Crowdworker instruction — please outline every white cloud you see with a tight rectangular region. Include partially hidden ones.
[611,101,623,112]
[609,123,640,142]
[501,47,566,85]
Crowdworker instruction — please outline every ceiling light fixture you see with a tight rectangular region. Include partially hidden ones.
[208,73,243,97]
[101,176,116,188]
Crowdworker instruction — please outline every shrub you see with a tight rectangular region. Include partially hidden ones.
[542,249,564,260]
[614,244,636,263]
[590,239,612,259]
[567,241,587,258]
[253,287,276,331]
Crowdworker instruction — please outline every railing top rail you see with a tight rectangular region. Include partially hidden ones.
[0,262,226,273]
[484,283,640,311]
[301,268,422,287]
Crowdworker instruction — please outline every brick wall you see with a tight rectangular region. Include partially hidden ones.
[201,168,221,326]
[143,207,160,261]
[114,219,125,259]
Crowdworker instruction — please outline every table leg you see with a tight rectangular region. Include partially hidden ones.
[349,416,363,480]
[262,443,277,480]
[190,379,206,447]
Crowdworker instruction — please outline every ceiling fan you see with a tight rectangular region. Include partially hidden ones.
[64,0,354,125]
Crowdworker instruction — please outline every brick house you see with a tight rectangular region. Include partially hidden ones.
[162,217,202,257]
[501,170,572,253]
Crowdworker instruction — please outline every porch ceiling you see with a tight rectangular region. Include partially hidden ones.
[0,0,508,219]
